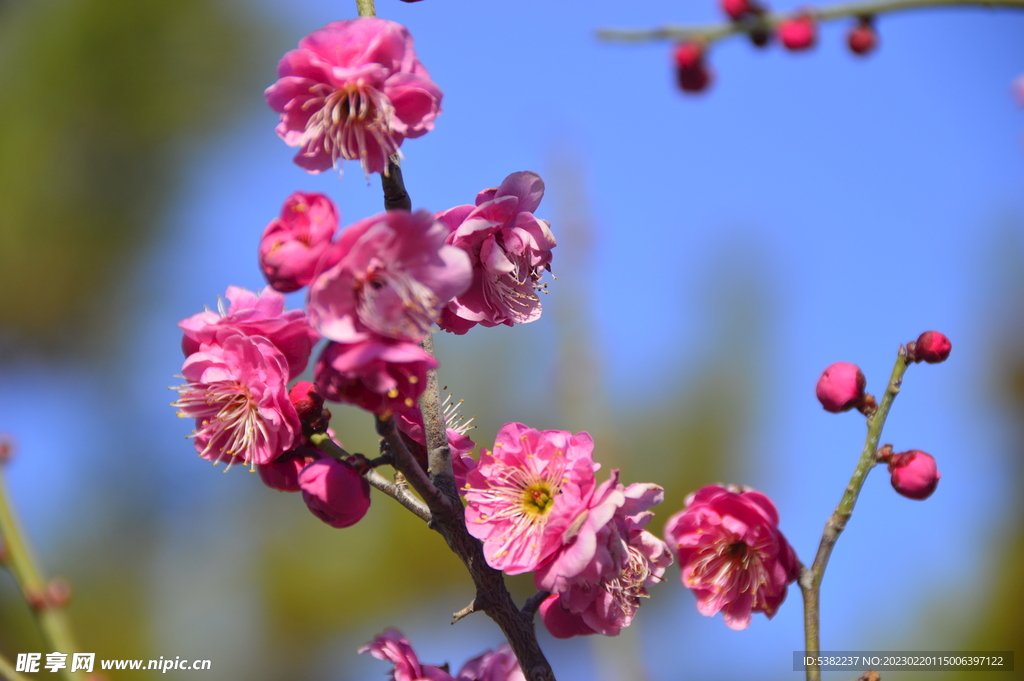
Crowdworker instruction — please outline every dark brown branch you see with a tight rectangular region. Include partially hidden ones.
[381,156,412,211]
[375,413,555,681]
[521,591,551,618]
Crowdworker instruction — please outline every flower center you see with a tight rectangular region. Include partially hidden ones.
[174,380,263,470]
[302,82,400,173]
[689,532,772,604]
[353,261,439,340]
[521,482,555,516]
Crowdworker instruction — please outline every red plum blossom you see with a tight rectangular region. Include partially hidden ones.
[314,336,437,416]
[308,210,471,344]
[259,192,339,293]
[179,286,319,380]
[437,172,556,334]
[664,485,800,630]
[173,333,301,470]
[463,422,597,574]
[265,18,442,176]
[298,457,371,528]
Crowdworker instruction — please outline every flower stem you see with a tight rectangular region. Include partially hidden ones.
[356,0,376,18]
[0,467,83,681]
[0,651,31,681]
[596,0,1024,45]
[798,345,910,681]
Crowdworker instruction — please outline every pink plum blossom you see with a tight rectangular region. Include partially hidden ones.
[359,629,455,681]
[456,644,525,681]
[299,457,371,528]
[314,336,437,415]
[173,333,301,469]
[265,18,442,176]
[664,485,800,631]
[179,286,319,380]
[437,172,556,334]
[535,471,673,637]
[463,423,598,574]
[259,192,339,293]
[308,210,471,344]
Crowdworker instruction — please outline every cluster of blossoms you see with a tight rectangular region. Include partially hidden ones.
[361,629,524,681]
[174,18,557,534]
[171,287,371,527]
[462,423,674,637]
[673,0,878,93]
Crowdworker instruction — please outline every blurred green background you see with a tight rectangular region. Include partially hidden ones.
[0,0,1022,679]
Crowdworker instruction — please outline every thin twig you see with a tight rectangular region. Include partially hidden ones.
[356,0,375,18]
[0,467,83,681]
[798,345,911,681]
[0,651,31,681]
[596,0,1024,45]
[364,470,432,522]
[452,598,481,624]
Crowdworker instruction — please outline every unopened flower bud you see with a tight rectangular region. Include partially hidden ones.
[673,42,713,93]
[815,362,866,413]
[258,446,320,492]
[0,436,12,465]
[847,17,877,55]
[46,577,72,608]
[778,14,816,51]
[888,450,940,500]
[722,0,756,20]
[912,331,951,364]
[299,458,371,528]
[289,381,330,437]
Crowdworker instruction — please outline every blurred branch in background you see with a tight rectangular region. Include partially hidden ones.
[941,223,1024,681]
[0,0,269,360]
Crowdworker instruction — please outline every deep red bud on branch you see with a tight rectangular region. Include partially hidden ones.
[673,42,713,93]
[847,17,878,55]
[911,331,952,364]
[816,362,867,413]
[888,450,940,500]
[779,14,817,51]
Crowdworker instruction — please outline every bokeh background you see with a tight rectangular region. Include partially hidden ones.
[1,0,1022,679]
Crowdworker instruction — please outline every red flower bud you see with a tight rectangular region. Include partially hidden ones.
[673,42,713,93]
[258,446,321,492]
[722,0,753,20]
[815,362,866,413]
[847,18,877,55]
[888,450,940,500]
[778,14,816,51]
[913,331,951,364]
